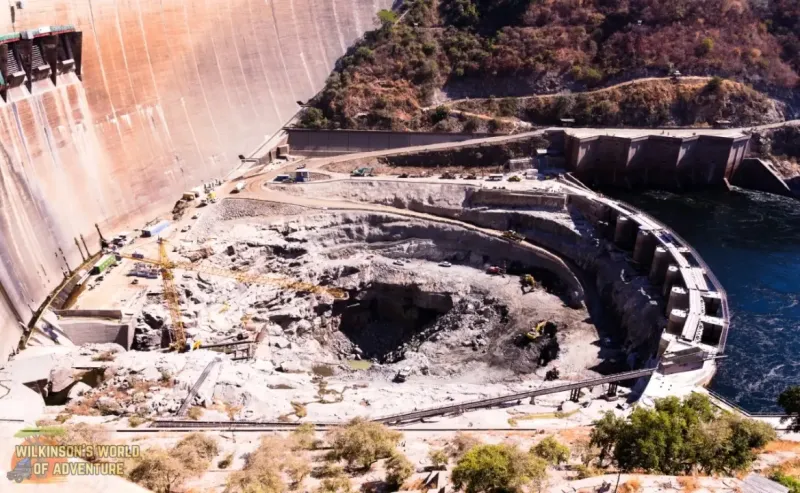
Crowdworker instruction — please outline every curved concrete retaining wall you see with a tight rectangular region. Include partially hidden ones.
[0,0,391,361]
[565,187,729,371]
[286,128,494,156]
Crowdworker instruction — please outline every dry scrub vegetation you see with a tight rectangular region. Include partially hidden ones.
[299,0,799,131]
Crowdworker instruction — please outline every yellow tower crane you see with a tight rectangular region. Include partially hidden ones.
[123,239,347,351]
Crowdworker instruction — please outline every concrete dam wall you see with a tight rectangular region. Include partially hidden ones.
[0,0,391,360]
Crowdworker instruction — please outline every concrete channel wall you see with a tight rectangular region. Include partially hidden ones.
[560,130,751,188]
[286,129,495,156]
[566,186,729,372]
[0,0,392,362]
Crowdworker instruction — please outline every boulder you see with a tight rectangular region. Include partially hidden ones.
[67,382,92,400]
[184,246,214,262]
[277,361,307,373]
[142,304,167,329]
[49,366,76,393]
[97,396,123,415]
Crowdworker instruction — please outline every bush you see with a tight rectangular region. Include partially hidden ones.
[292,422,317,450]
[447,432,481,459]
[706,76,724,92]
[771,471,800,493]
[619,477,642,493]
[299,108,327,129]
[532,436,570,465]
[291,402,308,418]
[174,433,219,475]
[327,418,402,469]
[431,105,450,123]
[315,474,354,493]
[429,448,449,469]
[573,464,602,479]
[378,9,398,26]
[128,448,189,493]
[385,452,414,489]
[58,423,110,462]
[187,406,204,420]
[129,416,147,428]
[462,116,480,133]
[452,444,547,493]
[226,437,289,493]
[697,37,715,56]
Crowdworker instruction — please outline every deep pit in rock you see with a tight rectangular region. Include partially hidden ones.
[333,284,454,363]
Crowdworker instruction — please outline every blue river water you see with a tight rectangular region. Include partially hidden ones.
[604,188,800,412]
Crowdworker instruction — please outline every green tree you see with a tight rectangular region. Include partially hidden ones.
[429,448,449,469]
[385,452,414,489]
[532,436,570,465]
[452,444,547,493]
[377,9,398,26]
[590,411,625,466]
[431,105,450,123]
[593,395,775,476]
[327,418,402,469]
[299,107,327,129]
[779,386,800,432]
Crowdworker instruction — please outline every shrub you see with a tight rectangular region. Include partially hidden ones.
[447,432,480,458]
[174,433,219,475]
[129,415,147,428]
[385,452,414,489]
[291,402,308,418]
[327,418,402,469]
[771,470,800,493]
[299,108,327,129]
[378,9,398,26]
[619,477,642,493]
[218,453,234,469]
[697,37,715,56]
[452,443,547,493]
[128,448,189,493]
[226,437,287,493]
[574,464,602,479]
[187,406,204,420]
[58,423,110,462]
[292,422,317,450]
[431,105,450,123]
[462,116,480,133]
[706,76,724,92]
[315,474,354,493]
[429,448,449,469]
[532,436,570,465]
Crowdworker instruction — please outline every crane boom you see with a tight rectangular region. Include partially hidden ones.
[159,239,186,350]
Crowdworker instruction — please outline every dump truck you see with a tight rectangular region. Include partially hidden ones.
[486,265,503,275]
[508,175,522,182]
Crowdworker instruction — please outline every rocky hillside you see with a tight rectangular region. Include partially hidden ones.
[298,0,800,131]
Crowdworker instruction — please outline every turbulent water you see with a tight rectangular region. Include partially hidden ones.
[605,188,800,413]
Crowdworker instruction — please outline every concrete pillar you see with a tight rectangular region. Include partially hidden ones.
[666,286,689,315]
[702,291,722,316]
[614,216,637,250]
[649,246,670,285]
[667,308,687,335]
[662,265,681,298]
[633,230,657,268]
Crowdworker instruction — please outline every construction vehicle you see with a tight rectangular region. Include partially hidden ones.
[394,367,411,383]
[508,175,522,182]
[502,230,524,242]
[521,273,538,292]
[398,173,409,178]
[486,265,503,275]
[208,191,217,203]
[120,239,347,351]
[351,167,373,177]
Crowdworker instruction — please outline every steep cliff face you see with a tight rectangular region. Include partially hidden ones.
[0,0,391,360]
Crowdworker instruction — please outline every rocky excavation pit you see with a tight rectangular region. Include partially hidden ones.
[61,202,611,421]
